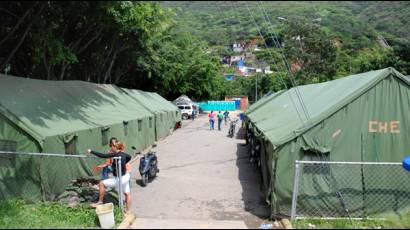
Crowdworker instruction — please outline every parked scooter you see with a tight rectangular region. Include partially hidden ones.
[246,128,254,145]
[250,138,261,169]
[132,145,159,187]
[228,118,239,138]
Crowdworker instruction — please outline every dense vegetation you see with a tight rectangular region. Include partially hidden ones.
[0,1,223,100]
[0,1,409,102]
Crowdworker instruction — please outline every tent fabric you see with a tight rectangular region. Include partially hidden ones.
[246,68,409,147]
[0,76,152,147]
[121,89,180,140]
[0,75,179,202]
[246,90,285,115]
[173,95,194,105]
[245,68,410,216]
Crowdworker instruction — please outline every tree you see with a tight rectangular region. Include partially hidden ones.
[132,26,224,101]
[283,18,338,84]
[0,1,173,83]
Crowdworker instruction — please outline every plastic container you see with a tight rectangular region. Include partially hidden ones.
[96,203,115,229]
[403,156,410,172]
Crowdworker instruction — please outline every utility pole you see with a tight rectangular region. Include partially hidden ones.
[255,74,258,101]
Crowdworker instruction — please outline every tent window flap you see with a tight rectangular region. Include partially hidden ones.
[302,150,330,174]
[0,140,17,152]
[101,128,110,146]
[138,120,142,132]
[65,136,78,155]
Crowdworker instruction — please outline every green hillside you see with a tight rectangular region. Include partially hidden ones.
[162,1,410,101]
[164,1,409,45]
[0,1,408,102]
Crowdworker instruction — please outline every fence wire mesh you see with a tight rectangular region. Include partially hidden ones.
[291,161,410,221]
[0,151,124,212]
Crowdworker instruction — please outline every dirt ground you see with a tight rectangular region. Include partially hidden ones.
[129,112,270,229]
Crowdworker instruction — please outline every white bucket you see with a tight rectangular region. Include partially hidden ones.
[96,203,115,229]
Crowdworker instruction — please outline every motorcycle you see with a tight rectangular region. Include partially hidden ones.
[132,145,159,187]
[228,118,239,138]
[250,138,261,169]
[246,128,254,145]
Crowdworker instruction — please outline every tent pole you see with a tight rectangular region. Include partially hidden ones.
[291,161,301,220]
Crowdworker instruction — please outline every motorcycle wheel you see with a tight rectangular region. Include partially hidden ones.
[141,174,149,187]
[150,166,157,178]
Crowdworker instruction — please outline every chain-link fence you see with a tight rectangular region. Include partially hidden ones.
[0,151,125,212]
[291,161,410,221]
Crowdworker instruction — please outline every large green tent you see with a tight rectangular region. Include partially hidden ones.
[120,88,180,141]
[150,92,181,124]
[0,75,177,202]
[245,68,410,217]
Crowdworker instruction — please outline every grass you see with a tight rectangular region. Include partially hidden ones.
[293,218,385,229]
[293,214,410,229]
[0,199,123,229]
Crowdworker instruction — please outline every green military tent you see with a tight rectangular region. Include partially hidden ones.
[0,75,176,202]
[120,89,181,141]
[150,92,181,124]
[245,68,410,217]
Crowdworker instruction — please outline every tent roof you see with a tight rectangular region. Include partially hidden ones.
[121,89,178,113]
[246,68,408,146]
[152,93,179,111]
[246,90,285,115]
[0,75,154,145]
[173,95,194,105]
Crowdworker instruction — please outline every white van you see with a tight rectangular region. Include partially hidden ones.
[177,104,197,120]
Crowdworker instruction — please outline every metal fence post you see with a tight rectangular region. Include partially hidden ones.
[116,157,124,213]
[291,160,302,220]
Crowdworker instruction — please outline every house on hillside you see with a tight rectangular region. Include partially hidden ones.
[224,74,235,81]
[233,42,245,53]
[221,55,231,65]
[247,37,262,51]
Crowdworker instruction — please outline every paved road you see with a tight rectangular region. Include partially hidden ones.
[129,112,270,229]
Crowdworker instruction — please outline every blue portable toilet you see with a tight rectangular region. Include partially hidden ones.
[234,100,241,110]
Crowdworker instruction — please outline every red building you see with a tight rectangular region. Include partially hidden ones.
[225,95,249,111]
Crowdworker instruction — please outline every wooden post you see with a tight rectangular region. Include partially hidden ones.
[117,212,136,229]
[281,219,293,229]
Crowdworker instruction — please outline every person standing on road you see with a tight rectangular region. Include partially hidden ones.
[208,110,215,130]
[217,111,224,131]
[191,109,195,121]
[223,110,229,125]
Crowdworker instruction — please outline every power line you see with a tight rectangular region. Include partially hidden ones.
[214,1,310,126]
[240,1,308,126]
[253,1,312,124]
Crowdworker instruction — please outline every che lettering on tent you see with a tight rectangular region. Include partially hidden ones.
[368,121,400,133]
